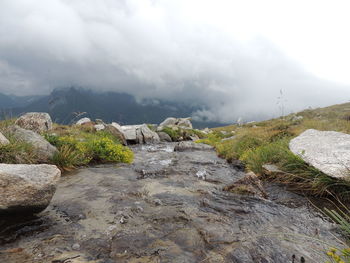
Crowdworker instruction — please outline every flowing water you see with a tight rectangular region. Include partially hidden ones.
[0,143,346,263]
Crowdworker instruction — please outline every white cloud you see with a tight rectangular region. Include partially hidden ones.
[0,0,349,122]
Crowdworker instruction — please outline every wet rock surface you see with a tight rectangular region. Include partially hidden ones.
[0,143,345,263]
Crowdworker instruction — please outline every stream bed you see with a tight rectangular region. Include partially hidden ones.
[0,143,345,263]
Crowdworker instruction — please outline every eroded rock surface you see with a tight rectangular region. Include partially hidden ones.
[0,143,345,263]
[15,112,53,133]
[0,164,61,215]
[290,129,350,180]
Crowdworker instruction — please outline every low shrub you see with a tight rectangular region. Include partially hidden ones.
[85,137,133,163]
[161,127,182,141]
[44,127,134,170]
[51,145,90,171]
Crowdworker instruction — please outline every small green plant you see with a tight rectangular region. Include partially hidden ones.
[85,137,133,163]
[161,127,182,141]
[325,247,350,263]
[44,126,134,170]
[51,145,90,171]
[0,141,39,164]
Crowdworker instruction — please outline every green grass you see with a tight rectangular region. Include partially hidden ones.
[324,205,350,262]
[44,126,133,171]
[204,102,350,200]
[160,126,207,141]
[0,121,134,171]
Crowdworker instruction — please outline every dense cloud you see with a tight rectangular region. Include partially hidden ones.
[0,0,349,123]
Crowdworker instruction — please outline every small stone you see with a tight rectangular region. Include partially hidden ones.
[72,243,80,250]
[120,216,127,224]
[154,199,162,206]
[136,206,144,212]
[196,170,207,180]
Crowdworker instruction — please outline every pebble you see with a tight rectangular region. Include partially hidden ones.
[72,243,80,250]
[154,199,162,206]
[120,216,127,224]
[136,206,144,212]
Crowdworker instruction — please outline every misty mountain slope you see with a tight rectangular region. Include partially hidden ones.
[0,93,17,109]
[9,87,225,127]
[0,93,43,110]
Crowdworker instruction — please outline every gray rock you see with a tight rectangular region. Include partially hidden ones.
[121,124,159,144]
[94,124,105,131]
[159,117,177,128]
[157,132,172,142]
[105,124,127,145]
[136,126,144,144]
[221,136,236,142]
[289,129,350,180]
[174,141,214,152]
[72,243,80,250]
[76,117,91,125]
[15,112,53,133]
[121,125,140,142]
[158,117,193,130]
[8,125,58,162]
[140,124,160,144]
[188,134,200,141]
[0,164,61,214]
[201,128,213,134]
[95,119,105,124]
[0,131,10,145]
[176,118,193,129]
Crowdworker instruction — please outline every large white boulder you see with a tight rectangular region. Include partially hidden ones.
[8,125,58,162]
[105,123,127,145]
[76,117,91,125]
[0,164,61,214]
[121,125,141,142]
[289,129,350,180]
[140,124,160,144]
[15,112,53,133]
[120,124,159,144]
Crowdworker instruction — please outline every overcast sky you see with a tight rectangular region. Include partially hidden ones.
[1,0,350,122]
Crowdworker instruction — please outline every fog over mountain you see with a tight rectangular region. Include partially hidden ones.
[1,0,350,123]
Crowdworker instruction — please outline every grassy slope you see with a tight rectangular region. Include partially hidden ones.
[199,102,350,200]
[207,103,350,259]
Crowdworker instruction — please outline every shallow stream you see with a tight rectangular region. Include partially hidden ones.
[0,143,345,262]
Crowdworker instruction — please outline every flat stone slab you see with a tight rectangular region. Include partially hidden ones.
[289,129,350,180]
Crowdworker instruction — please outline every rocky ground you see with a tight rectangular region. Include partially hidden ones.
[0,143,346,263]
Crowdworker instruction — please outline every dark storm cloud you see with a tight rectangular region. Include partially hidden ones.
[0,0,349,123]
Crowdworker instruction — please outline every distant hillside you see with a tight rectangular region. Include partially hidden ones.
[3,87,225,128]
[0,93,43,110]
